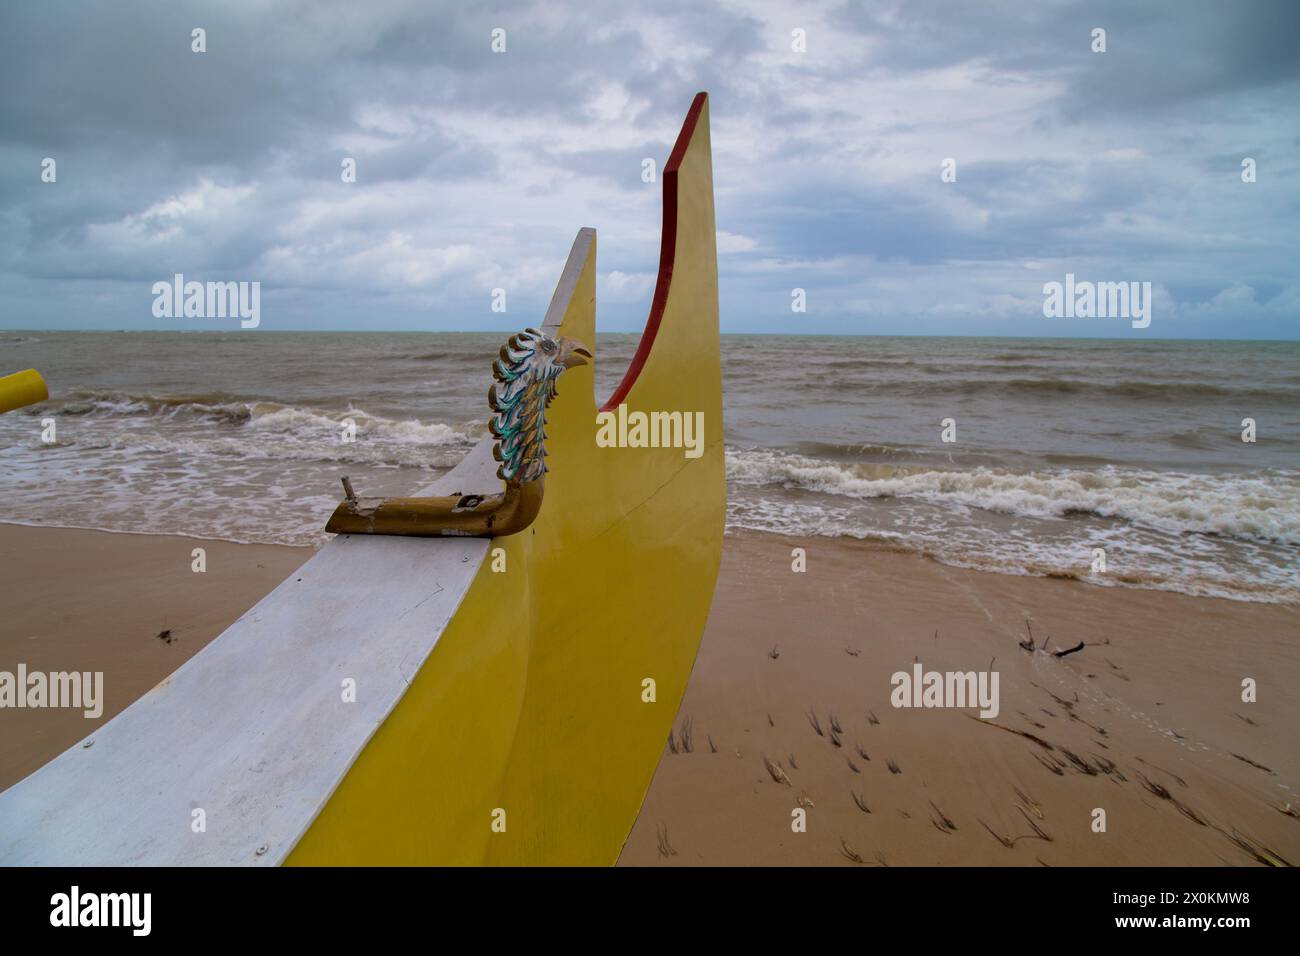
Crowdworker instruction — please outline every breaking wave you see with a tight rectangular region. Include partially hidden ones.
[725,447,1300,545]
[34,390,474,449]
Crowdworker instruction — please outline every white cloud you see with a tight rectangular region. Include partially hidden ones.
[716,230,757,253]
[601,269,655,303]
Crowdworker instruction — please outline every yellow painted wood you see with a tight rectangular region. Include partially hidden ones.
[286,95,721,865]
[0,369,48,414]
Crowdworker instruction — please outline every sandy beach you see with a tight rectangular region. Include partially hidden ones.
[0,524,309,791]
[2,522,1296,865]
[620,531,1299,866]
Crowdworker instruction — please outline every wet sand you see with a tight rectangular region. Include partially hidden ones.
[2,523,1296,865]
[619,531,1299,866]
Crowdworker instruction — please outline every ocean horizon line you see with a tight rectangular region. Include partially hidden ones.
[5,327,1300,344]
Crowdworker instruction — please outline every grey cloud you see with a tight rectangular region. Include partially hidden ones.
[0,0,1296,336]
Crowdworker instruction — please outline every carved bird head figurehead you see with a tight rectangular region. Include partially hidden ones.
[488,328,592,485]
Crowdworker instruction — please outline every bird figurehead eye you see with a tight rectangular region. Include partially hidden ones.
[540,338,557,355]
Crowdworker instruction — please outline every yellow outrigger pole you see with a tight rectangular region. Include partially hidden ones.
[0,369,48,414]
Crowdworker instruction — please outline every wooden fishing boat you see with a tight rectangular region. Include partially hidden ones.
[0,92,723,865]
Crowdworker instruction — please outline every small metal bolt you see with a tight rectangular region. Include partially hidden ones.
[255,843,268,856]
[82,740,94,749]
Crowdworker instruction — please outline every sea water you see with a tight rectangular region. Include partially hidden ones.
[1,331,1296,604]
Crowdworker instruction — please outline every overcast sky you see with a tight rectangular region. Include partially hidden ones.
[1,0,1296,337]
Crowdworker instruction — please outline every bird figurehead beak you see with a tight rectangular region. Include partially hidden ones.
[557,337,593,369]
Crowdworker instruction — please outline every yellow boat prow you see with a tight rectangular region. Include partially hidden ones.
[288,92,723,864]
[0,94,722,867]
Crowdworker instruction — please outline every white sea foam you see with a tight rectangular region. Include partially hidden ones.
[725,448,1300,545]
[244,403,469,447]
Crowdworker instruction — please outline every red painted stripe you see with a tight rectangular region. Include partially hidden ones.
[600,91,708,412]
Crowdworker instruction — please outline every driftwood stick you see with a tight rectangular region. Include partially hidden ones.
[1019,619,1035,653]
[1054,641,1086,658]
